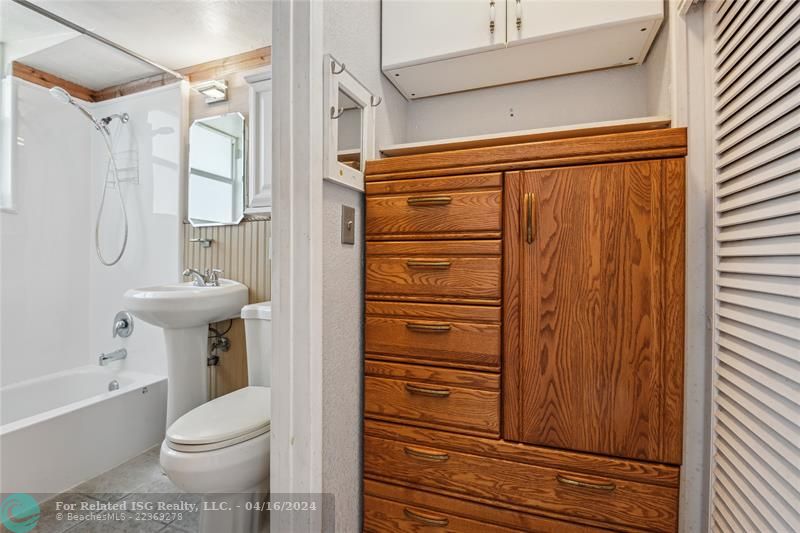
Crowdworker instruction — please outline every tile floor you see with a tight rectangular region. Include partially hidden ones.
[35,446,200,533]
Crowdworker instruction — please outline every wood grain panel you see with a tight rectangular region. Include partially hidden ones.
[12,62,95,102]
[365,314,501,371]
[367,239,501,256]
[504,160,684,464]
[212,318,248,397]
[503,171,522,440]
[365,420,680,488]
[365,361,500,389]
[184,219,270,396]
[366,300,500,323]
[366,173,501,195]
[365,480,607,533]
[364,494,522,532]
[366,189,501,239]
[364,436,679,533]
[365,376,500,437]
[365,129,687,179]
[662,159,686,465]
[183,219,271,304]
[366,148,689,182]
[367,255,501,302]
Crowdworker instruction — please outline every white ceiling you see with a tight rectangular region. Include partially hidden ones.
[1,0,272,89]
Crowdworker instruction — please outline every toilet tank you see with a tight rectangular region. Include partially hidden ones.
[241,302,272,387]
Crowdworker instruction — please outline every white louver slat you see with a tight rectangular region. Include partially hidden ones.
[710,0,800,531]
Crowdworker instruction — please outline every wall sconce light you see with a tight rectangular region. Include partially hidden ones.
[193,80,228,104]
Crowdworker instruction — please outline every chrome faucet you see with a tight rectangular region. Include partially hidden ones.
[99,348,127,366]
[183,268,207,287]
[182,268,223,287]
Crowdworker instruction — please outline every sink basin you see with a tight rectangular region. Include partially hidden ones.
[123,279,248,426]
[123,280,248,329]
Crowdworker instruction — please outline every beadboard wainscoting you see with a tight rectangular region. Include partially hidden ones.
[183,218,271,303]
[183,218,271,395]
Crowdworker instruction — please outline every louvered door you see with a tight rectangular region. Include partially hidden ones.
[709,0,800,531]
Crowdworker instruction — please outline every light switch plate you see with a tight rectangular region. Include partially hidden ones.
[341,205,355,244]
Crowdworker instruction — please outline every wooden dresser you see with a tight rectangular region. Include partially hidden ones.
[362,126,686,532]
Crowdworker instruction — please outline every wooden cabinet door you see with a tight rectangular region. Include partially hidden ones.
[503,160,685,464]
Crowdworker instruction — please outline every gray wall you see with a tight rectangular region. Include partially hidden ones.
[402,11,672,143]
[320,1,406,531]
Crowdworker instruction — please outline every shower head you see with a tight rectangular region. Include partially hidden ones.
[49,86,73,104]
[49,85,108,134]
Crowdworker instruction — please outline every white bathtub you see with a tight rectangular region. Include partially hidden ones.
[0,365,167,497]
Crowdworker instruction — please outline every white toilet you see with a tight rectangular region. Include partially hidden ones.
[160,301,272,533]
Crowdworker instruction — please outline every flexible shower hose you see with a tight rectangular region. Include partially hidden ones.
[95,128,129,266]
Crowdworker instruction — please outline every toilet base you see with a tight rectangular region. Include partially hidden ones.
[199,487,269,533]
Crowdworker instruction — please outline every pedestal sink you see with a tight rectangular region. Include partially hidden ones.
[123,280,248,426]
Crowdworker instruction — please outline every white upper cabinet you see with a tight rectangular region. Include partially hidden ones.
[507,0,662,44]
[383,0,663,100]
[382,1,507,69]
[244,68,272,214]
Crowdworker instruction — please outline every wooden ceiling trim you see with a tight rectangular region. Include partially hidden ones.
[364,128,688,180]
[94,46,271,102]
[12,61,96,102]
[13,47,271,103]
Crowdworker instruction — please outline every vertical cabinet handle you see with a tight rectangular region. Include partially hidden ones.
[515,0,523,30]
[489,0,496,34]
[523,192,535,244]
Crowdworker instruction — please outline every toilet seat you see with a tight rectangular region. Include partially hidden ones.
[166,386,270,452]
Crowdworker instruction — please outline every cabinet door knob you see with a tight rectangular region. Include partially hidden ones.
[515,0,523,30]
[403,507,450,527]
[489,0,496,34]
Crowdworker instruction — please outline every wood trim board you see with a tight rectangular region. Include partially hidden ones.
[12,47,271,103]
[365,128,687,180]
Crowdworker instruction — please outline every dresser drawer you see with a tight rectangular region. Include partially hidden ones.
[364,436,679,533]
[366,174,502,240]
[365,362,500,437]
[367,240,501,304]
[367,255,501,303]
[365,480,606,533]
[364,495,522,533]
[365,302,501,371]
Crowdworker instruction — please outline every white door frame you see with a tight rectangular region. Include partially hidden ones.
[669,2,713,531]
[270,0,325,531]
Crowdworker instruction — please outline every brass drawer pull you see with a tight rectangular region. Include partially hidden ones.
[405,322,452,333]
[523,192,536,244]
[406,260,451,270]
[405,383,451,397]
[556,474,616,492]
[404,446,450,462]
[403,507,450,527]
[407,195,452,206]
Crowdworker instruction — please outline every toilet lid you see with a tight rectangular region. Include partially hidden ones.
[167,386,270,446]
